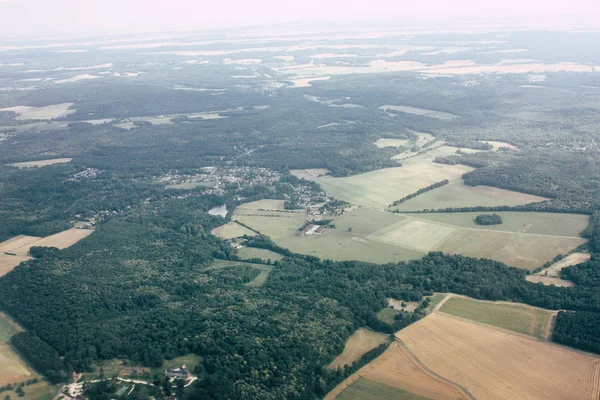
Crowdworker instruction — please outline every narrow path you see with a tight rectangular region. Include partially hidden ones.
[545,313,558,341]
[432,293,453,313]
[394,336,477,400]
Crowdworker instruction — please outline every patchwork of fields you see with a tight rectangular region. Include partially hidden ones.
[396,313,600,400]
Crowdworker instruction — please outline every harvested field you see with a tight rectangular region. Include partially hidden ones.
[31,228,94,249]
[380,105,458,120]
[373,138,408,148]
[412,212,589,237]
[536,252,591,277]
[396,313,600,400]
[369,219,456,252]
[7,158,73,168]
[326,341,470,400]
[0,314,33,386]
[0,229,93,277]
[328,328,388,370]
[211,222,256,240]
[289,76,330,87]
[237,247,283,262]
[481,140,517,150]
[0,103,74,120]
[526,275,574,287]
[439,296,554,338]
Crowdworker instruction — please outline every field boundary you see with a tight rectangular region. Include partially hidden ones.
[589,361,600,400]
[393,336,476,400]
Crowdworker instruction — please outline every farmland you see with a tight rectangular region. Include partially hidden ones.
[265,207,585,269]
[536,252,591,276]
[0,313,32,386]
[232,200,306,239]
[0,103,75,120]
[327,341,471,400]
[6,158,73,168]
[207,260,273,288]
[396,313,600,400]
[0,229,94,276]
[211,221,257,239]
[439,295,554,338]
[328,328,388,370]
[373,138,408,148]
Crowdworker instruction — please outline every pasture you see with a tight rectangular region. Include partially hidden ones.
[290,168,332,180]
[396,313,600,400]
[379,105,459,120]
[233,200,306,239]
[412,212,589,237]
[208,260,273,288]
[211,222,256,240]
[328,328,388,370]
[326,342,471,400]
[439,296,554,338]
[237,247,283,262]
[7,158,73,168]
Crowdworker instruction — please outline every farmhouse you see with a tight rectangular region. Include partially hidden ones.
[299,224,327,236]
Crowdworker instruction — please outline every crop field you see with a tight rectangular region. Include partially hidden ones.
[233,200,306,238]
[328,328,388,370]
[333,377,432,400]
[0,229,94,276]
[369,219,457,252]
[412,212,589,237]
[7,158,73,168]
[396,313,600,400]
[166,181,215,189]
[0,103,75,120]
[327,341,471,400]
[211,222,256,239]
[373,138,408,148]
[481,140,517,151]
[380,105,459,120]
[525,275,574,287]
[290,168,332,180]
[439,296,554,338]
[237,247,283,262]
[206,260,273,288]
[0,313,33,386]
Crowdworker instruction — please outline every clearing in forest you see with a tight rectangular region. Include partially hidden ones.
[438,295,554,338]
[326,341,471,400]
[237,247,283,262]
[290,168,332,180]
[328,328,388,371]
[379,105,459,120]
[7,158,73,168]
[396,313,600,400]
[535,252,591,277]
[373,138,408,148]
[206,260,273,288]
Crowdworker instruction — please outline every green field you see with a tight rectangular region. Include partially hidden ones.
[208,259,274,288]
[335,377,431,400]
[84,354,203,381]
[211,221,257,240]
[233,200,306,239]
[405,212,588,236]
[237,247,283,262]
[1,380,57,400]
[394,180,548,212]
[377,307,401,324]
[439,296,553,338]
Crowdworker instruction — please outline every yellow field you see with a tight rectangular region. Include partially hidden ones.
[379,105,459,120]
[328,328,388,370]
[525,275,574,287]
[0,229,94,276]
[7,158,73,168]
[211,222,257,239]
[326,341,471,400]
[396,313,600,400]
[0,103,74,120]
[0,313,33,386]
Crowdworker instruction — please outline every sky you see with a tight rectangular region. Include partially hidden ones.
[0,0,599,38]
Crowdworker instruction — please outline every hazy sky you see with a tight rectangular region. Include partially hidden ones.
[0,0,599,38]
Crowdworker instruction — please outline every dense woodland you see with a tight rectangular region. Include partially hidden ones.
[0,41,600,399]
